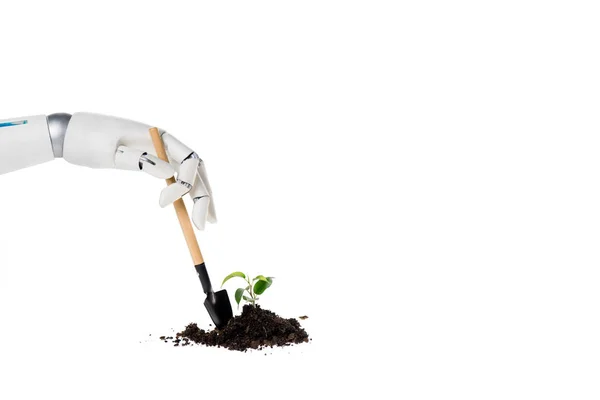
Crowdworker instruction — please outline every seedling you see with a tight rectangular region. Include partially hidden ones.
[221,272,273,308]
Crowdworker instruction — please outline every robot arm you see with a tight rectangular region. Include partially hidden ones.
[0,112,216,230]
[0,114,56,174]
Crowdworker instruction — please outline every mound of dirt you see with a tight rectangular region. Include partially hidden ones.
[162,305,309,351]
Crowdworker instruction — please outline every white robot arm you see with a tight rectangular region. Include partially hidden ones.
[0,112,216,230]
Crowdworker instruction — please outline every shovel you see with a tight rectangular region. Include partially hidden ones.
[149,127,233,329]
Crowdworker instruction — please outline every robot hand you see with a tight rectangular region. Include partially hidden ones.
[0,112,216,230]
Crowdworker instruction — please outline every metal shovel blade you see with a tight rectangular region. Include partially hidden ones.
[195,263,233,329]
[204,289,234,329]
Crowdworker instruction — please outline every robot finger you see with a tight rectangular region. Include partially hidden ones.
[189,171,211,230]
[114,145,174,179]
[196,160,217,223]
[191,194,210,231]
[159,156,199,207]
[162,133,193,163]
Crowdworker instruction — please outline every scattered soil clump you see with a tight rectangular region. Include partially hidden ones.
[162,305,309,351]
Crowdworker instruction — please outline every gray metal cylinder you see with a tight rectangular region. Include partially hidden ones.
[47,113,72,158]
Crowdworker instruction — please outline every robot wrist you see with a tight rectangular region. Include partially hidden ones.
[47,113,72,158]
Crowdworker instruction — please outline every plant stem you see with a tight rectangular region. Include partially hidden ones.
[245,276,256,307]
[248,276,257,307]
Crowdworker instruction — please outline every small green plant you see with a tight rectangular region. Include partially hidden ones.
[221,272,273,308]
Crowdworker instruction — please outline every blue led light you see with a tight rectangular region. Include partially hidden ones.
[0,120,28,128]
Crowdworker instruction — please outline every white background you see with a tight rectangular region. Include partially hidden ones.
[1,1,600,399]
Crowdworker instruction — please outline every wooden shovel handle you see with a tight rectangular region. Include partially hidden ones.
[149,127,204,265]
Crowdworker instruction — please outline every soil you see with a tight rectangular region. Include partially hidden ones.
[161,305,310,351]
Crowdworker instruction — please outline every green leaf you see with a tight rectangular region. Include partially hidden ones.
[253,277,273,295]
[253,275,269,282]
[221,272,246,287]
[235,288,245,306]
[243,295,255,303]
